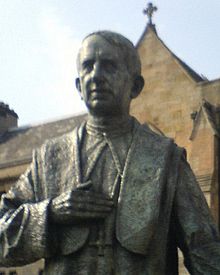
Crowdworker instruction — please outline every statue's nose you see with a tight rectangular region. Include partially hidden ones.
[93,62,102,77]
[91,62,104,84]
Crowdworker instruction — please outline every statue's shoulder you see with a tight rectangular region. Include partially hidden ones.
[136,122,185,166]
[136,120,174,146]
[38,121,85,155]
[138,122,186,160]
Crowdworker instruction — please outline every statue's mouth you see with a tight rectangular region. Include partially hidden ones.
[91,88,110,97]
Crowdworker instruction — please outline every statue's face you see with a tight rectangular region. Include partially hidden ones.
[77,35,134,117]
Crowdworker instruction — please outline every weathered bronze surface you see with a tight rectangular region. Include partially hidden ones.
[0,31,220,274]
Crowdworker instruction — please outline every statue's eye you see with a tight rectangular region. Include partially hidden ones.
[82,60,94,72]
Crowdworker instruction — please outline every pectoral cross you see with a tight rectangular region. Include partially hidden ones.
[143,2,158,25]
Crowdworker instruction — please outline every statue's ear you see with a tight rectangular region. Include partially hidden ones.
[75,78,83,100]
[75,78,81,92]
[131,75,144,99]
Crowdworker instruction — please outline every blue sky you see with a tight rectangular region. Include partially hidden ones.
[1,0,220,126]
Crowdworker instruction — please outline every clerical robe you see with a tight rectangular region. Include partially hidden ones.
[0,118,220,274]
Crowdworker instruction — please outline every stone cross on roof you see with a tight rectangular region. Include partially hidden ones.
[143,2,158,25]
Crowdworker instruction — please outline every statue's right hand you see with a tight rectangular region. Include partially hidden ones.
[49,189,114,224]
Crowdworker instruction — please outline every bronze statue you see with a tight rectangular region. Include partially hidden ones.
[0,31,220,274]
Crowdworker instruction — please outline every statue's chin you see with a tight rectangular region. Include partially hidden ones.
[87,100,114,116]
[88,105,120,118]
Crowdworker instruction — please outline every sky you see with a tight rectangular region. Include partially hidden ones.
[1,0,220,126]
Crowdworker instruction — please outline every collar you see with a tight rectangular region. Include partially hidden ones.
[86,116,134,138]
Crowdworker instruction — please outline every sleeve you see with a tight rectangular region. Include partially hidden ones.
[173,158,220,274]
[0,149,55,267]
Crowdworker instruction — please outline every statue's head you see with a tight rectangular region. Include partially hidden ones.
[76,31,144,117]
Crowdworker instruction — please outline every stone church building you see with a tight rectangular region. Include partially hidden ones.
[0,9,220,275]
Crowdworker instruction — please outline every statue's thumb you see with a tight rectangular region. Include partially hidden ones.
[76,180,93,190]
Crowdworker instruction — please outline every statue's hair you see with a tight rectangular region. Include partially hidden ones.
[77,30,141,77]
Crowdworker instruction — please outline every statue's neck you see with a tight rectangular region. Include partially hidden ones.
[87,114,133,136]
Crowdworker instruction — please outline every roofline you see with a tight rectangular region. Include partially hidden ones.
[197,77,220,86]
[136,24,205,83]
[190,101,219,140]
[8,112,87,134]
[0,162,30,181]
[0,157,31,169]
[136,23,157,48]
[153,36,204,83]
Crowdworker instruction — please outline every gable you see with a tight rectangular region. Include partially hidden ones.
[136,26,204,84]
[190,101,219,141]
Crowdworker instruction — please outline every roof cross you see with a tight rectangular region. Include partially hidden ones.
[143,2,158,25]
